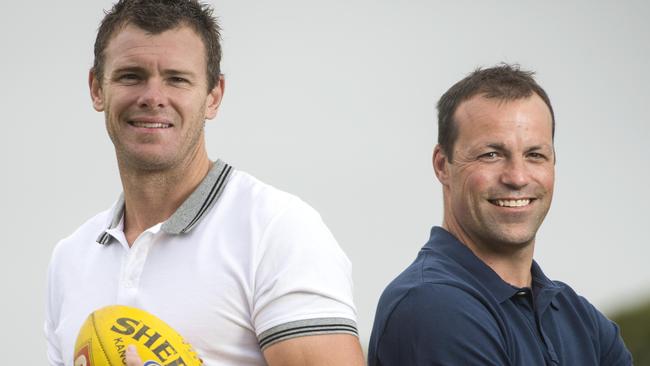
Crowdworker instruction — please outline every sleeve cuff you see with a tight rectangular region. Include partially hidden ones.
[258,317,358,350]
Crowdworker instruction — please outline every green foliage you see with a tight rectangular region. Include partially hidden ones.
[611,299,650,365]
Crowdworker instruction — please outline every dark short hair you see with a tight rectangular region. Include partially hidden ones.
[436,63,555,160]
[93,0,222,91]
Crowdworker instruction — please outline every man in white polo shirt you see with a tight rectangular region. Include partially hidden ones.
[44,1,364,365]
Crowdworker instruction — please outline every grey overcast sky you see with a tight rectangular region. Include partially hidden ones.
[1,0,649,363]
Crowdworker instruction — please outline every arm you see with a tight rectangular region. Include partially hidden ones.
[599,321,632,366]
[254,198,362,365]
[263,334,364,366]
[373,283,510,366]
[584,299,633,365]
[125,335,366,366]
[564,290,632,365]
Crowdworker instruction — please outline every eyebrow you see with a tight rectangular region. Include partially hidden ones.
[162,69,197,78]
[483,143,553,152]
[525,144,553,152]
[111,67,197,78]
[485,143,507,151]
[111,66,147,75]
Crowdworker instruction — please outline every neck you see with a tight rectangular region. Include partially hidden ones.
[442,218,535,288]
[118,153,211,246]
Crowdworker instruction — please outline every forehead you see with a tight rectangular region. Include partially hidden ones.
[453,94,554,148]
[103,24,206,71]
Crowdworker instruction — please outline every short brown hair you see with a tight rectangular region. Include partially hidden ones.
[93,0,222,91]
[437,64,555,160]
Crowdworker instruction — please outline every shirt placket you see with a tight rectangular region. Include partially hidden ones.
[117,229,158,304]
[514,289,559,365]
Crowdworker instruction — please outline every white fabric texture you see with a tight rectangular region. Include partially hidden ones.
[45,166,357,366]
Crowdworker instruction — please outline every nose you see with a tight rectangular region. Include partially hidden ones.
[137,79,167,109]
[500,157,529,189]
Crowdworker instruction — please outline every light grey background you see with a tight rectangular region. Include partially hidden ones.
[1,0,649,363]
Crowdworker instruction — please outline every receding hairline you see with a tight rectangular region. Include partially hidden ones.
[454,91,553,120]
[450,92,555,149]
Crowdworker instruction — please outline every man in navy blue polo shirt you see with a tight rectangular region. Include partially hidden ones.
[368,64,632,365]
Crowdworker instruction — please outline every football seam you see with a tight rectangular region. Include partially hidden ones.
[91,312,114,366]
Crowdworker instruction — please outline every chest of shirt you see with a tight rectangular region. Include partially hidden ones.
[500,294,600,365]
[53,229,263,366]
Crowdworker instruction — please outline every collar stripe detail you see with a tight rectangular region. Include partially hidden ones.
[97,232,111,245]
[181,163,232,233]
[95,160,233,245]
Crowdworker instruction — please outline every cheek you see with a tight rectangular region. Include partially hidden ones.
[448,170,491,218]
[535,165,555,194]
[543,171,555,197]
[104,92,133,119]
[456,169,492,199]
[172,94,206,119]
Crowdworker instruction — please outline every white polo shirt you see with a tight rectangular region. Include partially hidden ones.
[45,160,358,366]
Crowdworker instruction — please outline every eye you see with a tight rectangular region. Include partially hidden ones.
[478,151,500,161]
[169,76,190,85]
[116,73,141,84]
[527,152,548,161]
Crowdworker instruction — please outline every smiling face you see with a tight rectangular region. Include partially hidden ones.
[90,24,224,172]
[433,93,555,254]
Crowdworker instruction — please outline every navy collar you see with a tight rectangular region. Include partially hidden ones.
[96,160,233,245]
[530,260,564,312]
[424,227,563,308]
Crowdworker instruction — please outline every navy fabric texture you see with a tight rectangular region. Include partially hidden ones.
[368,227,632,366]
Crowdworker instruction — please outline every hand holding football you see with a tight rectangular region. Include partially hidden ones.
[74,305,202,366]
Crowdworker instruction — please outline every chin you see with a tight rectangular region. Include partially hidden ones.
[483,225,538,249]
[120,152,177,171]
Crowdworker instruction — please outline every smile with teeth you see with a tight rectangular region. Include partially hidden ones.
[129,121,172,128]
[490,199,533,207]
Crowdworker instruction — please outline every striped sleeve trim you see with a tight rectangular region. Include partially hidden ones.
[258,318,358,350]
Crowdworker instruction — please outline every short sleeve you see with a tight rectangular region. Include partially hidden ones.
[376,283,511,366]
[582,298,633,365]
[599,320,633,365]
[251,198,358,349]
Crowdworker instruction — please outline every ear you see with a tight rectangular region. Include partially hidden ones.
[433,144,450,186]
[204,74,225,120]
[89,69,105,112]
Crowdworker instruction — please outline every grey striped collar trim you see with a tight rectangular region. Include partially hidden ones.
[96,160,233,245]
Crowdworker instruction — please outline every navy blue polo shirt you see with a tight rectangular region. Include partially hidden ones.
[368,227,631,365]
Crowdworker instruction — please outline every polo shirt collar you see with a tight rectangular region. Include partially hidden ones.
[96,160,233,245]
[425,227,562,305]
[530,260,564,312]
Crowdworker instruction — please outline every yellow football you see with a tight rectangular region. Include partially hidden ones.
[74,305,202,366]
